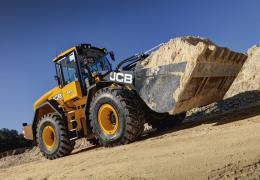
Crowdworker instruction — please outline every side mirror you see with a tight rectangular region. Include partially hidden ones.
[109,51,115,61]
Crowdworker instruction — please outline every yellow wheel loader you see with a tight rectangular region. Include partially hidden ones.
[22,37,247,159]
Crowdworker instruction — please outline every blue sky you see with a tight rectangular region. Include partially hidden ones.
[0,0,259,131]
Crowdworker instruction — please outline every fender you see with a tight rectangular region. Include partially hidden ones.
[32,100,64,141]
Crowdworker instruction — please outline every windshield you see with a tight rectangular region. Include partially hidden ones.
[88,55,111,73]
[79,53,112,74]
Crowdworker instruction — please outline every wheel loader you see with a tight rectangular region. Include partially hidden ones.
[22,37,247,159]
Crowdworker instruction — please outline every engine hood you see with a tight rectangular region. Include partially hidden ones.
[33,86,62,111]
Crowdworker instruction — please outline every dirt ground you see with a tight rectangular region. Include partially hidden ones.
[1,94,260,180]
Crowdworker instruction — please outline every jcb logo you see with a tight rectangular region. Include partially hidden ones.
[53,93,62,101]
[110,72,133,84]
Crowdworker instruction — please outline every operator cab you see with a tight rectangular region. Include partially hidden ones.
[53,44,114,99]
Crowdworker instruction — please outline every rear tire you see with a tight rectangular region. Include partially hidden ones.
[89,87,145,147]
[36,113,74,160]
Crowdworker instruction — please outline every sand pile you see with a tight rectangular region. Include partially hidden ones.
[0,147,43,169]
[226,45,260,97]
[140,36,216,68]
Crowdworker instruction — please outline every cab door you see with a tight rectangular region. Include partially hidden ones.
[58,52,83,102]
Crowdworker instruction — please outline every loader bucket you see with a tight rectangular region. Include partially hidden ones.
[134,37,247,114]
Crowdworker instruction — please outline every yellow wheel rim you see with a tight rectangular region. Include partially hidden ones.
[42,125,56,150]
[98,104,119,135]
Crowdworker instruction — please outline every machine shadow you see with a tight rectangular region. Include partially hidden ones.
[139,90,260,141]
[70,145,99,156]
[70,90,260,153]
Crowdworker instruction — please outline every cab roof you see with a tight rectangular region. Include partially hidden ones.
[52,47,76,62]
[52,44,107,63]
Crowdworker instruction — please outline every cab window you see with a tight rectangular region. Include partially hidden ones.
[59,52,79,85]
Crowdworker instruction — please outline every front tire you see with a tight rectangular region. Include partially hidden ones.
[36,113,74,160]
[89,87,145,147]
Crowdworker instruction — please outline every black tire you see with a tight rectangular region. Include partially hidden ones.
[89,87,145,147]
[135,99,147,137]
[36,113,74,160]
[146,107,186,131]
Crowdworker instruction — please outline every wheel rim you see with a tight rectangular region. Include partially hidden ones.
[42,125,56,150]
[98,103,119,135]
